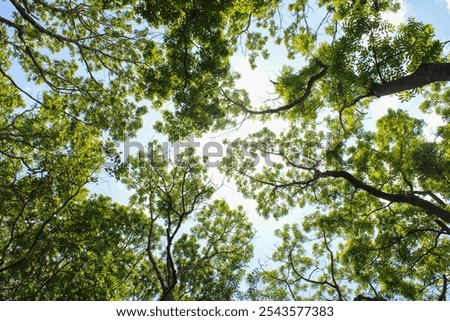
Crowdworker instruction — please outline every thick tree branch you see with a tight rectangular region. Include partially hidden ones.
[316,170,450,224]
[369,63,450,97]
[10,0,85,47]
[223,62,450,117]
[354,294,387,301]
[146,220,167,297]
[222,64,327,115]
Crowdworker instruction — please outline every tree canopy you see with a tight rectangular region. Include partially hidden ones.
[1,0,450,301]
[217,0,450,300]
[116,144,254,300]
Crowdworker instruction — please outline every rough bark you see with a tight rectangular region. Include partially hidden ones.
[354,294,387,301]
[317,170,450,224]
[438,275,448,301]
[228,62,450,115]
[370,63,450,98]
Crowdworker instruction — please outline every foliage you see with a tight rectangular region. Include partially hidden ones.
[217,0,450,300]
[0,0,256,300]
[0,1,232,300]
[117,144,255,300]
[0,194,148,300]
[1,0,149,298]
[0,87,107,297]
[0,0,150,140]
[138,0,283,140]
[2,0,450,301]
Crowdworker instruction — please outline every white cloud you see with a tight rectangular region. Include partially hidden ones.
[383,0,407,26]
[436,0,450,14]
[231,56,277,106]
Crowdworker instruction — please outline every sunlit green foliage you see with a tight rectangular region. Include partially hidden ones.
[216,0,450,301]
[0,195,148,300]
[2,0,450,301]
[117,144,254,300]
[138,0,284,140]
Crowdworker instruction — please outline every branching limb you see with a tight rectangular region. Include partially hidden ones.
[315,170,450,224]
[221,63,328,115]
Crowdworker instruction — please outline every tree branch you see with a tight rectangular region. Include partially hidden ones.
[316,170,450,224]
[369,63,450,98]
[438,275,448,301]
[222,64,327,115]
[322,232,344,301]
[0,182,86,273]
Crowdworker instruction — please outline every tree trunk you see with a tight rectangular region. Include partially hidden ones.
[160,288,174,301]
